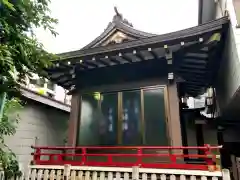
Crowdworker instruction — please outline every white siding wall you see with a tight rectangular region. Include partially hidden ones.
[5,100,69,176]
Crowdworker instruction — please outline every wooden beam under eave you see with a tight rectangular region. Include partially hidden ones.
[121,54,133,63]
[149,50,159,60]
[133,51,145,61]
[97,58,112,66]
[52,74,72,85]
[180,64,207,70]
[67,93,81,147]
[183,58,207,65]
[82,60,99,68]
[177,69,206,74]
[78,62,91,69]
[183,55,208,61]
[109,56,122,64]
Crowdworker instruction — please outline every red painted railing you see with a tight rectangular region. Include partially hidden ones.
[31,144,221,171]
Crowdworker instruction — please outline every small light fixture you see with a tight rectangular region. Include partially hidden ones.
[168,72,174,80]
[148,48,152,51]
[68,61,71,65]
[181,42,184,46]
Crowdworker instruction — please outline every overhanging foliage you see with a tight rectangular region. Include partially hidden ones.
[0,0,58,96]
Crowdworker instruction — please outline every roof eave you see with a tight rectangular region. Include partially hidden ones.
[56,17,228,60]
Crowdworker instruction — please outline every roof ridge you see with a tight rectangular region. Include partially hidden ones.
[60,7,158,53]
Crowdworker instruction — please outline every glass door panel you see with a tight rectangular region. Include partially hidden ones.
[78,94,100,145]
[100,93,118,145]
[143,88,168,145]
[122,90,142,145]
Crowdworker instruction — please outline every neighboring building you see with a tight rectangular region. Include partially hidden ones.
[197,0,240,173]
[25,73,72,105]
[5,94,70,175]
[5,71,72,174]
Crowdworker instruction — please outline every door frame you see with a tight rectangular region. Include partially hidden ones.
[81,85,170,145]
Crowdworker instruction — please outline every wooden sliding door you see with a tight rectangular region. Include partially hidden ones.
[143,87,168,145]
[77,86,169,146]
[121,90,142,145]
[100,92,118,145]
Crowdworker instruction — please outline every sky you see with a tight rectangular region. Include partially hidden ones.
[36,0,199,54]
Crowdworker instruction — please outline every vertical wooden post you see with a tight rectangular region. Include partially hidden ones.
[67,93,81,147]
[140,89,146,145]
[166,82,182,150]
[231,155,238,180]
[118,92,122,145]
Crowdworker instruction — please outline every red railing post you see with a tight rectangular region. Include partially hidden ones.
[82,148,86,165]
[203,144,214,171]
[57,153,63,162]
[35,148,41,162]
[137,148,142,167]
[107,154,113,165]
[49,154,54,163]
[170,147,177,164]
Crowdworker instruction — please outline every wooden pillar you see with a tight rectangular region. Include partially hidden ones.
[67,93,82,147]
[166,82,182,148]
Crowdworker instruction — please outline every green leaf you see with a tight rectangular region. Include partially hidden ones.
[0,98,23,178]
[1,0,16,11]
[0,0,59,96]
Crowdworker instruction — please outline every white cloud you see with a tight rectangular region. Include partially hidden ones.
[36,0,198,54]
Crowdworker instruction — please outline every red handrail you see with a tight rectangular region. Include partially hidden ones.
[31,145,221,150]
[31,144,222,171]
